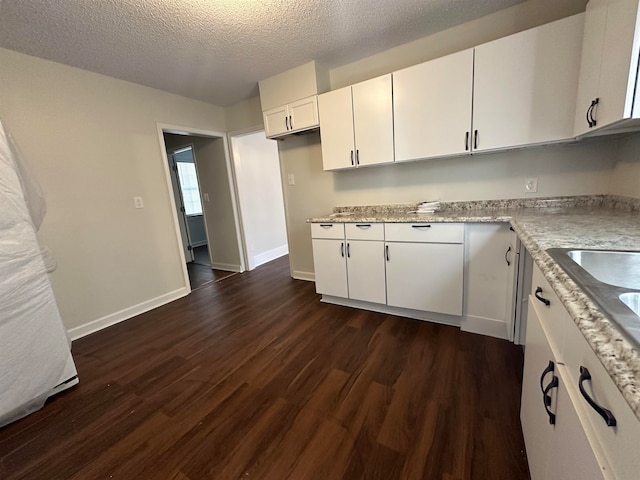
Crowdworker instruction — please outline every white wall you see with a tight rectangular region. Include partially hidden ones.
[0,47,226,334]
[232,131,288,269]
[610,133,640,198]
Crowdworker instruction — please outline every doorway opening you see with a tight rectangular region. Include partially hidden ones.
[229,129,289,272]
[158,125,245,291]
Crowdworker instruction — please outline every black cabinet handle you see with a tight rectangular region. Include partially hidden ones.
[579,366,616,427]
[350,150,354,166]
[465,131,470,151]
[355,224,371,228]
[289,115,293,129]
[505,246,512,266]
[319,224,333,228]
[474,129,479,149]
[341,242,344,258]
[285,115,289,130]
[535,287,551,306]
[356,149,360,165]
[411,225,431,228]
[385,245,389,262]
[542,374,558,425]
[589,98,599,127]
[586,101,594,128]
[347,243,350,258]
[539,360,555,394]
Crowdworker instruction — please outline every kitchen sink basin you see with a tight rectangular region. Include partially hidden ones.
[546,248,640,347]
[567,250,640,289]
[620,292,640,317]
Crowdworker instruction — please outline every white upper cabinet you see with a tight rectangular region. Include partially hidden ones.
[574,0,640,136]
[263,95,319,139]
[473,13,584,152]
[394,49,474,162]
[319,74,394,171]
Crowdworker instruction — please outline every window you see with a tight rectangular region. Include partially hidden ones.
[175,154,203,216]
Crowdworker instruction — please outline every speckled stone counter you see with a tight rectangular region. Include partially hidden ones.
[308,195,640,419]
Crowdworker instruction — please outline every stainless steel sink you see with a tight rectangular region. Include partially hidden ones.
[567,250,640,289]
[546,248,640,347]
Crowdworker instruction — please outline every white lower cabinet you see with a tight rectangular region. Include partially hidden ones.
[463,223,517,339]
[311,223,386,304]
[385,223,464,316]
[521,264,618,480]
[311,238,348,298]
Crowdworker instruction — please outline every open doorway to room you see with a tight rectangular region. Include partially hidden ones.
[229,129,289,272]
[159,127,245,290]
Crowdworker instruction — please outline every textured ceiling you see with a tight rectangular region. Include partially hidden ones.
[0,0,525,107]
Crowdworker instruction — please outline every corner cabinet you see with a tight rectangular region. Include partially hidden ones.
[318,74,394,171]
[264,96,319,139]
[393,49,474,162]
[574,0,640,136]
[473,13,584,152]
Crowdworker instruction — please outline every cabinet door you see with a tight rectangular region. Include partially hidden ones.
[594,0,640,128]
[352,74,394,167]
[263,104,289,138]
[318,86,356,171]
[346,240,386,304]
[574,0,608,136]
[288,96,319,134]
[463,223,516,340]
[473,14,583,151]
[521,301,557,480]
[394,49,473,162]
[547,367,607,480]
[385,242,463,315]
[312,239,348,298]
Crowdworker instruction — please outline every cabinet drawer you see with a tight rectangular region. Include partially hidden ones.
[529,264,571,359]
[562,318,640,480]
[345,223,384,240]
[311,223,345,239]
[384,223,464,243]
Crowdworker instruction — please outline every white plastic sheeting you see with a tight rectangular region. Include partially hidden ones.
[0,119,77,428]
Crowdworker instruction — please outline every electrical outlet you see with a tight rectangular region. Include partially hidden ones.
[287,173,295,186]
[133,196,144,209]
[525,177,538,193]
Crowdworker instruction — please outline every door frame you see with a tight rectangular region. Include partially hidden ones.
[156,123,246,292]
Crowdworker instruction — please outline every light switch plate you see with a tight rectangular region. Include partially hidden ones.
[525,177,538,193]
[287,174,295,186]
[133,196,144,208]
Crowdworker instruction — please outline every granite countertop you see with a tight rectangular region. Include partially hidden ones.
[308,195,640,419]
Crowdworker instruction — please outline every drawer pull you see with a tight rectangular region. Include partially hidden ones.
[411,225,432,228]
[578,366,617,427]
[535,287,550,306]
[355,224,371,228]
[542,372,558,425]
[319,224,333,228]
[540,360,557,425]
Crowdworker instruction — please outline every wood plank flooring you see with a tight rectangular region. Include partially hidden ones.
[0,256,530,480]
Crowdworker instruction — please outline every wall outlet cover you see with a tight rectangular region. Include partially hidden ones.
[525,177,538,193]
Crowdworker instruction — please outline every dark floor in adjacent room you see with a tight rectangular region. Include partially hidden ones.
[0,255,530,480]
[186,245,236,289]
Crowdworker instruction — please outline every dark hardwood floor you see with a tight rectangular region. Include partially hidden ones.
[0,256,530,480]
[186,261,236,289]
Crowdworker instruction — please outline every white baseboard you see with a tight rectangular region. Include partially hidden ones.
[292,270,315,282]
[211,262,242,272]
[253,244,288,268]
[321,296,461,328]
[461,314,508,340]
[67,287,190,341]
